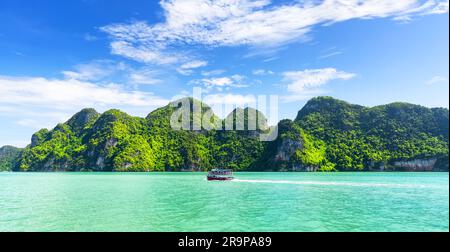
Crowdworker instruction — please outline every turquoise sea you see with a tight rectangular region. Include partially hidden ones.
[0,172,448,232]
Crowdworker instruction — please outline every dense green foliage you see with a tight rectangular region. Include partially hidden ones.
[295,97,449,171]
[249,119,336,171]
[13,98,268,172]
[4,96,449,172]
[0,146,23,171]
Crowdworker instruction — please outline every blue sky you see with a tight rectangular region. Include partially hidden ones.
[0,0,449,147]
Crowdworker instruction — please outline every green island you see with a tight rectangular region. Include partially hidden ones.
[1,96,448,172]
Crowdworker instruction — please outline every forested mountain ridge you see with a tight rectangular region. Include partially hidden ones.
[0,146,23,171]
[2,96,448,172]
[253,97,448,171]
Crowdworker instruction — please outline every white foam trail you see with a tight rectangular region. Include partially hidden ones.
[232,179,444,189]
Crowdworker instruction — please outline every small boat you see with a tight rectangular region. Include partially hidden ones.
[207,169,234,181]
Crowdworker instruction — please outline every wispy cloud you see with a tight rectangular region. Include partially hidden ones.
[128,69,162,85]
[281,68,356,102]
[84,33,99,41]
[318,49,343,60]
[100,0,448,64]
[394,0,449,21]
[262,56,279,63]
[177,60,208,75]
[62,59,163,86]
[201,69,226,76]
[108,39,182,65]
[426,75,449,85]
[252,69,274,76]
[62,60,123,81]
[13,51,25,57]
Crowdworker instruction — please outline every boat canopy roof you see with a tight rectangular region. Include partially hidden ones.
[211,169,233,172]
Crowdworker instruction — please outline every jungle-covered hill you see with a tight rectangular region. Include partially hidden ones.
[3,96,448,172]
[0,146,23,171]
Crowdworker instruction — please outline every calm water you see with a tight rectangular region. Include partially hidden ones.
[0,172,448,232]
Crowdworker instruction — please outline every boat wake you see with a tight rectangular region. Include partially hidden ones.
[232,179,442,189]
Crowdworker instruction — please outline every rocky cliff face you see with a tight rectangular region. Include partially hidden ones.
[393,159,437,171]
[249,119,332,172]
[368,158,447,172]
[275,138,303,163]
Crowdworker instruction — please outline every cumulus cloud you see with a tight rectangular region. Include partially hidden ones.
[101,0,448,64]
[0,76,168,108]
[282,68,356,102]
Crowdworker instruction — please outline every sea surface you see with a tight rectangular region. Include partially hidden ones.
[0,172,448,232]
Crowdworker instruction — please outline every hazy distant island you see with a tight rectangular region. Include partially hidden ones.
[0,96,448,172]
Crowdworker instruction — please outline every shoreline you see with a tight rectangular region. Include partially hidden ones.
[2,170,449,173]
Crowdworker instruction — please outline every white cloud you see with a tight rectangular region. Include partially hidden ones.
[252,69,274,76]
[282,68,356,102]
[284,68,356,93]
[190,74,249,91]
[109,40,181,65]
[180,60,208,69]
[0,76,168,108]
[201,69,226,76]
[0,75,170,131]
[62,60,163,86]
[262,56,279,63]
[101,0,448,64]
[177,60,208,75]
[205,77,233,87]
[394,0,449,21]
[62,60,123,81]
[426,75,449,85]
[428,0,449,14]
[318,51,342,59]
[128,69,162,85]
